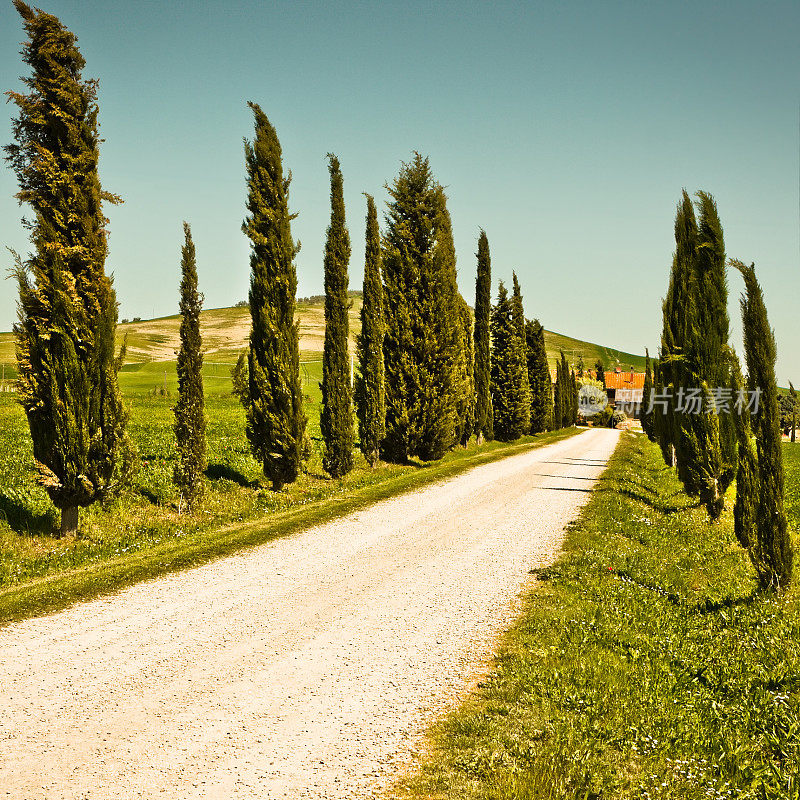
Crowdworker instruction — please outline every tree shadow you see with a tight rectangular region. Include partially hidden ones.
[0,494,57,537]
[137,487,162,505]
[205,463,260,488]
[617,478,697,515]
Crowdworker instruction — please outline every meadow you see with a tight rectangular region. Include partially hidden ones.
[403,434,800,800]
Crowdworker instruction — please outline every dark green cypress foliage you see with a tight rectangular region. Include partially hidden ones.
[230,351,249,403]
[354,194,385,467]
[320,154,354,478]
[664,191,734,518]
[473,231,493,442]
[595,360,606,388]
[490,282,529,441]
[240,102,306,489]
[381,153,456,462]
[733,260,793,589]
[526,319,553,433]
[552,357,563,431]
[694,192,737,497]
[652,358,670,459]
[642,349,656,441]
[511,273,531,434]
[571,369,579,425]
[731,356,757,553]
[435,202,472,450]
[790,382,797,443]
[6,1,134,536]
[173,223,206,508]
[560,352,571,427]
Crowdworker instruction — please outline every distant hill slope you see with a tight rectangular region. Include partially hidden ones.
[0,299,646,385]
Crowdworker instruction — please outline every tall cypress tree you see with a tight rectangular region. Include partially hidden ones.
[6,1,133,536]
[456,294,476,446]
[560,351,571,427]
[473,231,493,443]
[571,369,579,425]
[241,102,306,489]
[173,222,206,508]
[381,153,457,462]
[790,382,797,443]
[661,190,734,518]
[526,319,553,433]
[552,356,563,431]
[642,349,656,441]
[732,260,793,589]
[436,203,472,449]
[511,273,531,434]
[354,194,385,467]
[490,282,529,441]
[320,154,354,478]
[595,360,606,389]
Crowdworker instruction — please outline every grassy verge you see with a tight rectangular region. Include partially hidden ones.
[401,433,800,800]
[0,410,580,626]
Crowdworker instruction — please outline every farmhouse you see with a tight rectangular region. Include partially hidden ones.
[604,369,645,417]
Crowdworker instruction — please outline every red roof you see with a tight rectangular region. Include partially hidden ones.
[603,371,646,390]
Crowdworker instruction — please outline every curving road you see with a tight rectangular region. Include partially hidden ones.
[0,427,619,800]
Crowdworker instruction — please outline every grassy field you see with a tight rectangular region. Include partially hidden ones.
[544,329,646,373]
[0,377,580,625]
[402,434,800,800]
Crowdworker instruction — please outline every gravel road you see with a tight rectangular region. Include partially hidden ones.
[0,427,619,800]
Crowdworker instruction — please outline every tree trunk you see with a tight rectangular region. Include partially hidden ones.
[793,412,796,443]
[476,431,484,447]
[60,505,78,537]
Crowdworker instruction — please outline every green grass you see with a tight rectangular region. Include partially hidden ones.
[0,388,579,626]
[401,434,800,800]
[544,329,646,373]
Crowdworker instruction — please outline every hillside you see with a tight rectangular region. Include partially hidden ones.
[0,299,646,391]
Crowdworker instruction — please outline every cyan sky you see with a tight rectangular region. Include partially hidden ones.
[1,1,798,379]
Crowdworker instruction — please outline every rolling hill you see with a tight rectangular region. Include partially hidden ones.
[0,298,646,393]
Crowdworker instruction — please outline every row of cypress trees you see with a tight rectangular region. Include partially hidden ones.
[4,2,568,532]
[652,190,793,589]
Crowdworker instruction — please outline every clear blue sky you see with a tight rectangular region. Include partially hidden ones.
[1,1,798,379]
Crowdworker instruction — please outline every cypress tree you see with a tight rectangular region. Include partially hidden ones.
[456,294,476,446]
[490,282,529,441]
[435,203,472,449]
[663,191,735,518]
[381,153,457,462]
[560,352,571,427]
[173,222,206,508]
[320,154,354,478]
[571,369,579,425]
[354,194,385,467]
[511,273,531,434]
[790,382,797,443]
[474,231,493,443]
[6,1,134,536]
[731,356,757,553]
[595,360,606,388]
[642,349,656,441]
[230,351,248,403]
[732,260,793,589]
[552,356,563,431]
[526,319,553,433]
[240,102,306,489]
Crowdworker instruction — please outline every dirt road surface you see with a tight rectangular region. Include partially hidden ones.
[0,428,619,799]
